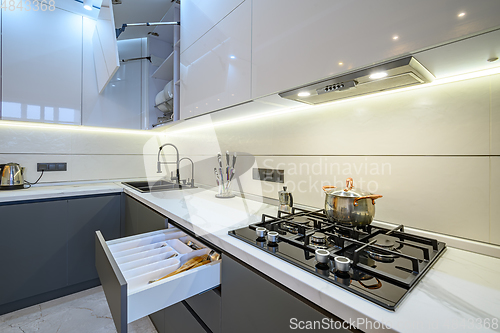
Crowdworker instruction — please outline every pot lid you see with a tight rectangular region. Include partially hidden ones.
[325,178,371,197]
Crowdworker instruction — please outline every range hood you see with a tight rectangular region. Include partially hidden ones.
[279,57,434,105]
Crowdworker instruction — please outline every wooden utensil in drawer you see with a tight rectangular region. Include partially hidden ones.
[149,256,204,284]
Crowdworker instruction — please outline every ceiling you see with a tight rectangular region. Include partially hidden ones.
[113,0,175,41]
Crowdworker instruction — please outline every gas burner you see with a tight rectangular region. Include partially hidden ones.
[281,216,312,234]
[366,240,403,262]
[377,238,395,248]
[311,232,326,244]
[292,216,310,224]
[281,223,299,234]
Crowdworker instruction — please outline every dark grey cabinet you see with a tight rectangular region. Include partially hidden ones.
[163,302,206,333]
[185,290,221,333]
[124,195,166,236]
[221,256,352,333]
[0,200,68,306]
[0,193,121,315]
[68,195,121,285]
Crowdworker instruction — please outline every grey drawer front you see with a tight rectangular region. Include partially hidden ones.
[95,231,127,333]
[185,290,221,333]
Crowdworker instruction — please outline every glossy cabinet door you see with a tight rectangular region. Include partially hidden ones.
[221,256,352,333]
[1,7,82,124]
[124,195,168,236]
[67,195,121,285]
[180,0,245,53]
[92,4,120,93]
[0,200,68,307]
[180,0,251,119]
[251,0,500,99]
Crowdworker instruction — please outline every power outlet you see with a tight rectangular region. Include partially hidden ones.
[37,163,67,172]
[252,168,284,183]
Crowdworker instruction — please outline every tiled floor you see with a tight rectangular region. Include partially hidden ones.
[0,287,158,333]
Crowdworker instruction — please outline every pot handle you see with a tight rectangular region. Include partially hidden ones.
[344,177,354,191]
[358,278,382,290]
[322,185,336,193]
[353,194,383,206]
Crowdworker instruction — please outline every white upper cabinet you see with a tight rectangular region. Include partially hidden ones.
[251,0,500,99]
[180,0,251,119]
[180,0,245,54]
[1,8,83,124]
[93,4,120,93]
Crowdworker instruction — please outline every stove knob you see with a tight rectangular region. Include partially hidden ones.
[315,249,330,264]
[267,231,279,243]
[334,256,351,272]
[255,227,267,238]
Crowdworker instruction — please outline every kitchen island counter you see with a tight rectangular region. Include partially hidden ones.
[125,186,500,333]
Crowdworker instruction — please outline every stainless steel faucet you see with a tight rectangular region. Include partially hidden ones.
[179,157,195,187]
[157,143,180,184]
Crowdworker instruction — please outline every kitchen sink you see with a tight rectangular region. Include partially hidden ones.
[122,180,194,193]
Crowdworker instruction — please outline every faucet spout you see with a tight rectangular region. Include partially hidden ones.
[157,143,180,183]
[179,157,195,187]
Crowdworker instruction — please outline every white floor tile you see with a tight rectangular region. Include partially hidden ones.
[0,287,157,333]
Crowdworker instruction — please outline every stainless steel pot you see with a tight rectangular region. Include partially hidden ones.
[322,178,382,226]
[0,163,25,190]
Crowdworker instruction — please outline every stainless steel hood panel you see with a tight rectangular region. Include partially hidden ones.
[279,57,434,105]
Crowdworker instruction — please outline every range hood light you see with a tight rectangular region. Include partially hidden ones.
[279,57,435,105]
[369,72,388,80]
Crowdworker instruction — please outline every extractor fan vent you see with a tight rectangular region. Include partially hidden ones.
[279,57,434,105]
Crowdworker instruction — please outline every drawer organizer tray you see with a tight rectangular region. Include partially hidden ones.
[96,227,221,333]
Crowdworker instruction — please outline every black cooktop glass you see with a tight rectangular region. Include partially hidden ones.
[228,207,446,310]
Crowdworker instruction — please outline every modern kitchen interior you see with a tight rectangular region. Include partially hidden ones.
[1,0,500,332]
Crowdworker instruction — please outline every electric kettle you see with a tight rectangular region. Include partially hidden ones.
[0,163,25,190]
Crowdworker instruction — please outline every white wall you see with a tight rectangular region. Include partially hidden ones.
[0,124,159,184]
[153,72,500,246]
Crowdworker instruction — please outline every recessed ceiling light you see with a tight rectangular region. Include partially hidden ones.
[458,12,466,17]
[297,92,311,97]
[338,62,343,66]
[83,0,92,10]
[369,72,388,80]
[393,35,399,40]
[230,55,236,59]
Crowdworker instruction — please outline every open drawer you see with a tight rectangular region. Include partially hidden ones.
[95,227,221,333]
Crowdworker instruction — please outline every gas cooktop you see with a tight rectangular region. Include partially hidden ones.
[228,207,446,310]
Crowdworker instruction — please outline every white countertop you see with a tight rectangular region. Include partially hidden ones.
[125,186,500,333]
[0,182,123,202]
[2,182,499,332]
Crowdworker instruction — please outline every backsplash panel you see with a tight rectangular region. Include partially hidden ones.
[491,157,500,245]
[0,125,156,183]
[163,73,499,245]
